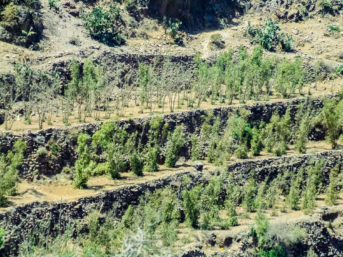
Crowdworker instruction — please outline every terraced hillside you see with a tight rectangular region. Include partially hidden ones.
[0,0,343,256]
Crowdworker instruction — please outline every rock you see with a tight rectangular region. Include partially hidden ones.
[193,161,204,172]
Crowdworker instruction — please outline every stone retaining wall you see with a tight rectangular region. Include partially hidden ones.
[0,95,334,179]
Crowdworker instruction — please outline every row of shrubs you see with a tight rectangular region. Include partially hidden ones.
[71,95,343,188]
[17,157,340,256]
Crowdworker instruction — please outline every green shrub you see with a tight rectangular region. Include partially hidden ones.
[254,211,270,247]
[247,19,293,52]
[165,125,186,168]
[182,185,202,228]
[275,58,304,97]
[73,133,94,189]
[106,144,125,179]
[319,99,343,149]
[243,177,257,212]
[92,122,115,151]
[83,5,125,46]
[325,166,339,205]
[122,205,134,228]
[190,134,202,161]
[130,151,143,176]
[144,146,159,172]
[336,65,343,75]
[125,0,137,13]
[287,173,301,210]
[302,174,317,213]
[262,110,291,156]
[257,246,287,257]
[251,127,263,156]
[234,145,248,159]
[48,0,58,9]
[0,140,26,206]
[0,227,5,249]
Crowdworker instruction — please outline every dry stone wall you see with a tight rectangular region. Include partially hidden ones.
[0,95,335,180]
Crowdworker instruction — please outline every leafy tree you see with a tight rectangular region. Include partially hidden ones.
[0,140,26,206]
[275,58,304,98]
[165,125,186,168]
[73,133,94,189]
[319,99,343,149]
[130,151,144,176]
[262,110,291,156]
[287,173,302,210]
[325,166,339,205]
[254,211,270,247]
[302,174,317,213]
[251,127,263,156]
[144,146,159,172]
[243,177,258,212]
[182,185,202,228]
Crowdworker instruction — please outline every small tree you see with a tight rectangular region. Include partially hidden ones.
[325,166,339,206]
[165,125,186,168]
[243,177,258,212]
[182,185,202,228]
[251,127,263,156]
[0,140,27,206]
[287,173,301,210]
[130,151,143,176]
[73,133,94,189]
[302,174,317,213]
[144,146,159,172]
[254,211,270,247]
[319,99,343,149]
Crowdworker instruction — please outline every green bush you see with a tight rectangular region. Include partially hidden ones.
[251,127,263,156]
[336,65,343,75]
[257,246,287,257]
[325,166,339,205]
[73,133,94,189]
[83,5,125,46]
[287,173,301,210]
[247,19,293,52]
[254,211,270,247]
[319,99,343,149]
[275,58,304,97]
[130,151,143,176]
[144,146,159,172]
[165,125,186,168]
[190,134,202,161]
[0,227,5,249]
[262,110,291,156]
[243,177,257,212]
[182,185,202,228]
[0,139,26,206]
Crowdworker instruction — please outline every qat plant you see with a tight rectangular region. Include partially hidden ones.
[319,99,343,149]
[73,133,95,189]
[164,125,186,168]
[0,140,26,207]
